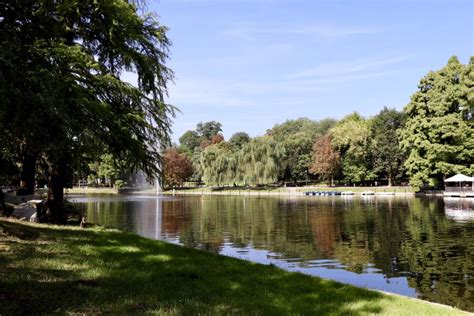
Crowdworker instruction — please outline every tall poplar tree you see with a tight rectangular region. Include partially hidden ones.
[369,107,406,186]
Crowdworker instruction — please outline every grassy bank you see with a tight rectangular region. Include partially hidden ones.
[61,185,415,197]
[161,185,415,196]
[0,219,465,315]
[65,187,118,195]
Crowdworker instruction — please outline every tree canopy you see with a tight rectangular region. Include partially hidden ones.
[0,0,174,221]
[369,107,406,186]
[163,148,194,189]
[399,57,474,190]
[329,113,373,184]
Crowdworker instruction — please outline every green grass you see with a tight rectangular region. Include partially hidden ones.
[161,186,415,195]
[64,185,415,196]
[0,219,465,315]
[296,186,416,193]
[65,187,118,194]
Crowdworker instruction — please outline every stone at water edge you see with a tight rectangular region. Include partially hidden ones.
[30,212,38,223]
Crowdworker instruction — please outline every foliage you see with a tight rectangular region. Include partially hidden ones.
[200,144,236,186]
[178,131,200,155]
[87,154,128,187]
[462,57,474,121]
[399,57,474,190]
[329,113,374,184]
[210,133,224,145]
[229,132,250,149]
[310,135,340,184]
[369,107,406,186]
[196,121,223,140]
[265,118,336,182]
[114,179,126,189]
[0,0,175,221]
[239,137,285,186]
[198,136,285,187]
[178,121,223,158]
[163,148,194,188]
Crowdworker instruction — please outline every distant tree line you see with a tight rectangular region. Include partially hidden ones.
[164,56,473,191]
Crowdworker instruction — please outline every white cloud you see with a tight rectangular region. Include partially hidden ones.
[223,25,387,41]
[288,56,410,80]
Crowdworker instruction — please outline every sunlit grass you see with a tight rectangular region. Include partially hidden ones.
[0,218,466,315]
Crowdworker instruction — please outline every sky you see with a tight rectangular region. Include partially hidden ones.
[145,0,473,142]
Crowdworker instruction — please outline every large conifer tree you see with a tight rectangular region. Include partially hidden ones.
[0,0,174,221]
[400,57,473,191]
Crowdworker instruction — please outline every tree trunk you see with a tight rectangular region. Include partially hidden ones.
[0,190,6,216]
[17,153,37,195]
[388,172,392,187]
[40,169,65,223]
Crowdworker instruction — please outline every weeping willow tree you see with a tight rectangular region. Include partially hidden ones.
[199,137,285,187]
[239,137,285,186]
[200,144,238,187]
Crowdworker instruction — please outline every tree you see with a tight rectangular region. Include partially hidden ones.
[210,133,224,145]
[179,131,200,155]
[196,121,222,140]
[239,137,285,186]
[462,57,474,121]
[310,135,340,185]
[369,107,406,186]
[163,148,194,188]
[329,113,373,184]
[399,57,474,191]
[200,144,235,186]
[0,0,174,222]
[265,118,336,182]
[229,132,250,149]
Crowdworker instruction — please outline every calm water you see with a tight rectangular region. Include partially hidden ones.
[72,194,474,311]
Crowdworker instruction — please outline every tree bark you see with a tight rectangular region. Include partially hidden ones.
[40,169,65,223]
[17,153,37,195]
[0,190,7,216]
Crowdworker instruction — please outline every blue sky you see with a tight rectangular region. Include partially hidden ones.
[149,0,473,142]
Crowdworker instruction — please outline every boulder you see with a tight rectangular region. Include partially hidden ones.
[11,203,36,219]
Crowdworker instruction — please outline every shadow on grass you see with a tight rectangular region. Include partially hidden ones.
[0,220,388,314]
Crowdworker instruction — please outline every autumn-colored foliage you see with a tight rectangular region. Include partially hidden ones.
[211,133,225,144]
[163,148,194,188]
[310,135,340,185]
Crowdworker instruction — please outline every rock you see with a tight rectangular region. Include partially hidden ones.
[4,194,41,205]
[11,203,37,221]
[29,212,38,223]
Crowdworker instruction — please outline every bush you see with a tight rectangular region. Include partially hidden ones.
[114,180,126,189]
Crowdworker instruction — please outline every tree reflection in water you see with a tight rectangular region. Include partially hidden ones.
[76,195,474,312]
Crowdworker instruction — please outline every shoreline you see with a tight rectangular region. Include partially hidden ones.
[0,218,468,315]
[161,189,417,197]
[65,186,421,197]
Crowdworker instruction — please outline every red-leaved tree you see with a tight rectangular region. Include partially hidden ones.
[210,133,224,145]
[310,135,340,186]
[163,148,194,188]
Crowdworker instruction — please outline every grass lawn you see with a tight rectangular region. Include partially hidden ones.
[161,186,415,195]
[65,187,118,194]
[0,219,466,315]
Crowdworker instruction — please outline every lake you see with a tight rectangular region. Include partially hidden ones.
[72,194,474,311]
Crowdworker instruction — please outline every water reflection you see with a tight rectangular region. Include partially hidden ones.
[72,195,474,312]
[444,198,474,222]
